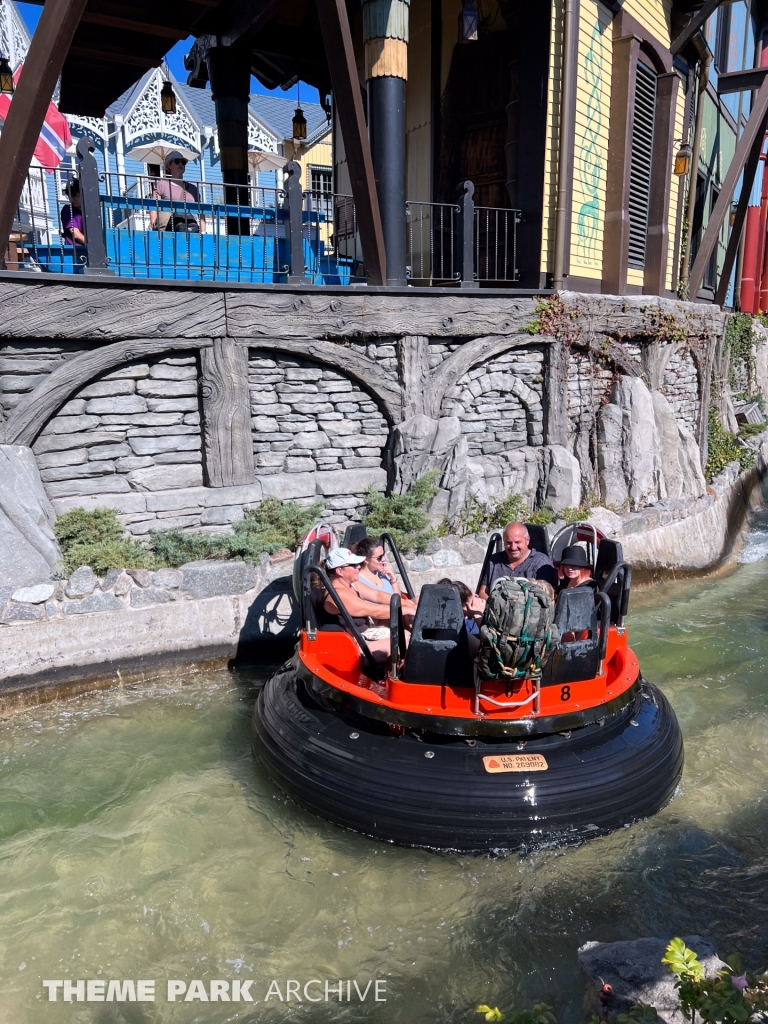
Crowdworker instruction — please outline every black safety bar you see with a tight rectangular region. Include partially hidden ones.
[381,532,416,599]
[476,530,503,594]
[599,560,632,626]
[301,563,383,679]
[596,590,611,671]
[389,593,407,679]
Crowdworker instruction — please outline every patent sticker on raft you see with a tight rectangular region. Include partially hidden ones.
[482,753,548,773]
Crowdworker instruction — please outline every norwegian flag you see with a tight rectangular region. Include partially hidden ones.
[0,65,72,170]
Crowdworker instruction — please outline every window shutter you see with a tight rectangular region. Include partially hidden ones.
[627,61,657,270]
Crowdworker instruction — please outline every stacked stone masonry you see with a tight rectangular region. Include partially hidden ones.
[0,284,733,540]
[660,347,700,436]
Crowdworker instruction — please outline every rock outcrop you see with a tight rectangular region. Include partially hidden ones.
[0,444,62,588]
[598,376,706,509]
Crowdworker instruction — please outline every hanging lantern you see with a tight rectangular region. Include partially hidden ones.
[0,56,14,95]
[161,80,177,115]
[458,0,478,43]
[292,106,307,141]
[674,141,692,177]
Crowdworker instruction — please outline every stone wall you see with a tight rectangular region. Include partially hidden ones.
[0,282,728,551]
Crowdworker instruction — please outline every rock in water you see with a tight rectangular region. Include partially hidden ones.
[579,936,727,1024]
[0,444,63,589]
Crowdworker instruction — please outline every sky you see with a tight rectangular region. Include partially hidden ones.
[15,2,320,105]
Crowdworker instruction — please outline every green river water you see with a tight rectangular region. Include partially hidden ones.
[2,519,768,1024]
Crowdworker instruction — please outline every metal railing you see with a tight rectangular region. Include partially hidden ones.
[474,205,520,283]
[406,200,461,284]
[6,143,520,286]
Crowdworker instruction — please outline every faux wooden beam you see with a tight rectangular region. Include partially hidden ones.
[6,338,214,447]
[315,0,387,286]
[0,0,89,267]
[714,112,768,307]
[79,12,191,38]
[398,336,430,419]
[688,75,768,300]
[200,338,255,487]
[717,67,768,94]
[670,0,723,56]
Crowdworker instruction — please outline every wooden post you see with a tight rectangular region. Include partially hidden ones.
[0,0,88,264]
[689,74,768,299]
[76,137,114,275]
[200,338,255,487]
[397,336,430,419]
[457,181,478,289]
[315,0,387,286]
[284,161,306,284]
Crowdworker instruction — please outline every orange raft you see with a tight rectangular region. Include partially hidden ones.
[252,528,684,852]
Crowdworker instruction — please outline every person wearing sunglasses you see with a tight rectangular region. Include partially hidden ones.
[149,151,205,233]
[350,536,417,617]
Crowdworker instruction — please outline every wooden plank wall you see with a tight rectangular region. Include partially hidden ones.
[540,0,564,277]
[569,0,612,283]
[665,87,686,292]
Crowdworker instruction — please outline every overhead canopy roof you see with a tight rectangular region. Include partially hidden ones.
[24,0,334,117]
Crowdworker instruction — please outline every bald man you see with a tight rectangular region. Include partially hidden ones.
[477,522,557,599]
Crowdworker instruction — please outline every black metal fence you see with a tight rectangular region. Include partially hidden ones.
[8,143,520,286]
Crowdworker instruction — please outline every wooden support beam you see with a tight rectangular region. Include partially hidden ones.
[315,0,387,286]
[689,75,768,299]
[0,0,88,268]
[68,46,161,67]
[717,67,768,94]
[670,0,723,56]
[200,338,255,487]
[714,114,768,307]
[79,12,191,39]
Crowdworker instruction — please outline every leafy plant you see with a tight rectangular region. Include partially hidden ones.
[705,407,755,481]
[55,507,157,576]
[476,1003,556,1024]
[55,499,324,575]
[661,939,768,1024]
[362,473,438,553]
[149,497,323,567]
[724,314,756,392]
[615,1006,660,1024]
[558,505,592,525]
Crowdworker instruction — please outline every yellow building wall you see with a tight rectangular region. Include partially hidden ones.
[286,136,333,190]
[406,0,432,202]
[665,86,685,291]
[541,0,563,275]
[621,0,673,48]
[568,0,612,280]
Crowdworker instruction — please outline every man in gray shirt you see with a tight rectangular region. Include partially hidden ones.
[477,522,557,598]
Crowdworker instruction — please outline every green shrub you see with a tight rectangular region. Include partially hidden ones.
[362,473,438,553]
[661,938,768,1024]
[55,499,325,575]
[149,497,324,567]
[55,507,157,576]
[706,407,755,481]
[558,505,592,525]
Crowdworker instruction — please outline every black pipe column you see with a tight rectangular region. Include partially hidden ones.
[207,46,251,235]
[363,0,409,284]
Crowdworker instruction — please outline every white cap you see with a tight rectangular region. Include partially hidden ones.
[164,150,187,168]
[325,547,365,570]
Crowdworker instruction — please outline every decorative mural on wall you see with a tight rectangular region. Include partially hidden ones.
[574,12,608,270]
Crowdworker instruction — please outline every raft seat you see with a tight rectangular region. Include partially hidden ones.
[401,584,474,686]
[543,587,601,685]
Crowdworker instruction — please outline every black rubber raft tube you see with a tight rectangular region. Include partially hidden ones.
[252,659,684,853]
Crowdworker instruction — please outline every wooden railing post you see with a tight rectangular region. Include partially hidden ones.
[284,161,306,284]
[457,180,478,289]
[76,137,113,276]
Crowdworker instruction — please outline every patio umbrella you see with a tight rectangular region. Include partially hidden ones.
[247,150,285,175]
[126,141,199,165]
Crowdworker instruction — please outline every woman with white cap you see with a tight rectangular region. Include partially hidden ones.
[322,547,397,659]
[149,151,206,233]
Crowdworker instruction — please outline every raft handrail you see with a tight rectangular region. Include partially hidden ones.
[599,561,631,627]
[389,593,406,679]
[551,521,599,572]
[300,563,383,679]
[596,590,611,675]
[475,530,503,594]
[381,532,415,599]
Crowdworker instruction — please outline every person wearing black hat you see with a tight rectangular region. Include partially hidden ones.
[557,545,594,590]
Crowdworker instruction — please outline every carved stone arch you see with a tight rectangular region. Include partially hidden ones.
[444,369,544,447]
[6,337,213,447]
[6,334,402,448]
[239,337,402,426]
